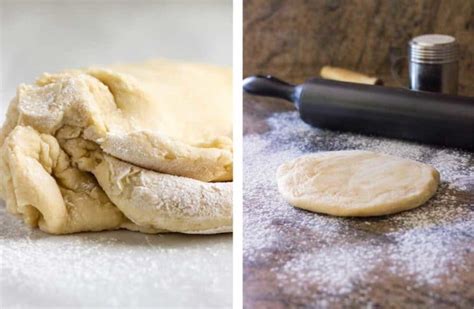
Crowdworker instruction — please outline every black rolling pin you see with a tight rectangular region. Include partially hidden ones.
[243,75,474,151]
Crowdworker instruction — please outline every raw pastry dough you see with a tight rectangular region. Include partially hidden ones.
[1,59,232,182]
[276,150,439,216]
[0,59,232,234]
[92,154,232,234]
[0,126,124,234]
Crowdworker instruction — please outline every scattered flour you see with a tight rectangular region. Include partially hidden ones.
[243,111,473,305]
[0,204,232,307]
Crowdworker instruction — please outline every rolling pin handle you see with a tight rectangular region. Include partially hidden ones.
[243,75,299,103]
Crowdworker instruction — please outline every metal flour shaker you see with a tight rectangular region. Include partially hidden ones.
[408,34,459,95]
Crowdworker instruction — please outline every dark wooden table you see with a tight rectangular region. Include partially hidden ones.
[243,93,474,308]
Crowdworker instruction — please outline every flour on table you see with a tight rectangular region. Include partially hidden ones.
[244,111,473,305]
[0,204,232,307]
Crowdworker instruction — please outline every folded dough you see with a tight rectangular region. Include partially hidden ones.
[92,154,232,234]
[0,126,125,234]
[0,59,233,234]
[1,59,232,182]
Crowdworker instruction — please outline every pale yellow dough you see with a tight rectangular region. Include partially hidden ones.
[0,59,232,234]
[276,150,439,217]
[1,59,232,182]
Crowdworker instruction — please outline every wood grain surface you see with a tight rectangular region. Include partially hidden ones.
[243,1,474,307]
[244,0,474,96]
[243,95,474,307]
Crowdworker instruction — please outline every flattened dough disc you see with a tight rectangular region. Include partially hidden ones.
[276,150,440,217]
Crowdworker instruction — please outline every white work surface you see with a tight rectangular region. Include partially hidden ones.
[0,1,232,307]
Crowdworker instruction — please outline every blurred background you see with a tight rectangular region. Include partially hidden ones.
[244,0,473,96]
[0,0,232,122]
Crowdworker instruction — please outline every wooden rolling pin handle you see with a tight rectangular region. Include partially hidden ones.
[320,66,383,85]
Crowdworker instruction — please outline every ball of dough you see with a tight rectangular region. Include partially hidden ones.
[276,150,440,217]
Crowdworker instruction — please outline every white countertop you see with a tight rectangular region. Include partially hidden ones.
[1,203,232,308]
[0,1,233,307]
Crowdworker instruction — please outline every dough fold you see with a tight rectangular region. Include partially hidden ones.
[1,59,233,182]
[0,59,233,234]
[92,154,232,234]
[0,126,124,234]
